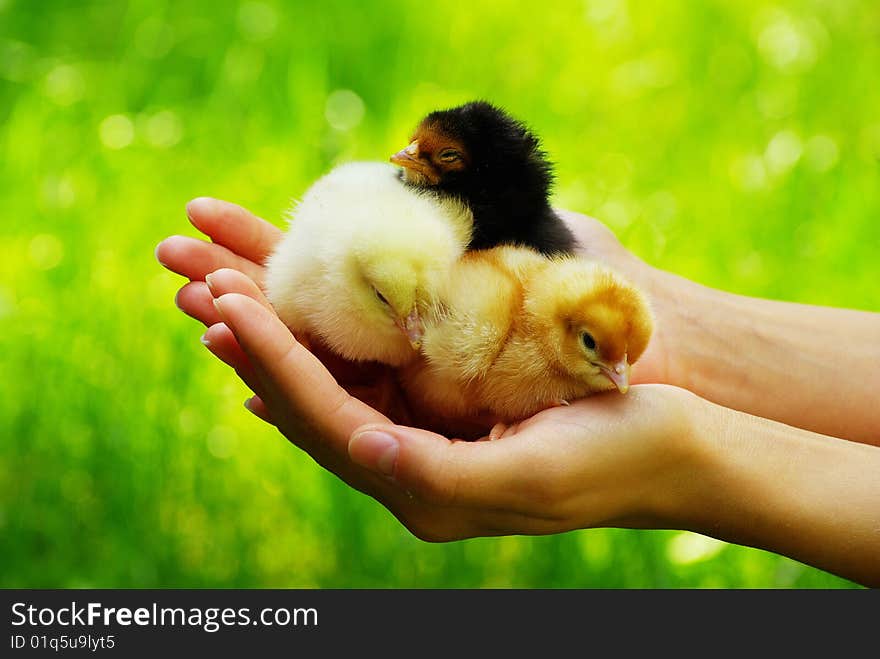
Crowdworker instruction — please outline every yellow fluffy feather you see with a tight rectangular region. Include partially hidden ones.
[265,162,472,366]
[400,245,654,425]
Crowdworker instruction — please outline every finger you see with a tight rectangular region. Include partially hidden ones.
[199,317,392,509]
[202,322,253,373]
[205,269,399,407]
[213,293,389,447]
[205,268,274,312]
[186,197,282,265]
[244,395,274,424]
[156,235,266,287]
[347,424,550,512]
[175,281,222,326]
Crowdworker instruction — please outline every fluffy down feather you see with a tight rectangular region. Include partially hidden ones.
[265,161,472,366]
[400,245,654,424]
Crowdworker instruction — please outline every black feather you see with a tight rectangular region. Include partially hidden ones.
[408,100,578,257]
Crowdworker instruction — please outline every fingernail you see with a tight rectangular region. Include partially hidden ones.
[205,272,215,294]
[244,397,255,413]
[186,196,213,221]
[349,430,399,476]
[154,241,168,266]
[200,332,210,347]
[212,297,225,318]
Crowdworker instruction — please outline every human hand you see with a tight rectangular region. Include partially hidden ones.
[156,200,677,433]
[156,200,685,416]
[156,200,880,578]
[202,265,704,540]
[155,198,419,424]
[155,197,281,324]
[199,274,880,586]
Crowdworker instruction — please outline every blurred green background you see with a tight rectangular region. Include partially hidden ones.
[2,0,877,588]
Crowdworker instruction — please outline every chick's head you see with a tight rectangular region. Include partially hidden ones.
[527,260,654,393]
[342,211,465,366]
[354,252,425,351]
[391,101,552,202]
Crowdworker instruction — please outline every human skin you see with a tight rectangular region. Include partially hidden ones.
[155,198,880,586]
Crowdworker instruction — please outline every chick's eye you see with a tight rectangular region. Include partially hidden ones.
[438,150,460,163]
[374,288,389,306]
[581,332,596,351]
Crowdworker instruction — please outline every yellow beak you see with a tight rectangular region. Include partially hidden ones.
[395,307,424,350]
[598,356,630,393]
[390,140,420,166]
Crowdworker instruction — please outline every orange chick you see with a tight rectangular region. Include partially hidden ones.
[399,246,653,434]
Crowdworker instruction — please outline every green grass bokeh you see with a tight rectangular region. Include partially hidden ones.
[2,0,877,588]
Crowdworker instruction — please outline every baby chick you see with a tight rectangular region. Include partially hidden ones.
[391,100,578,257]
[399,246,653,429]
[265,162,471,367]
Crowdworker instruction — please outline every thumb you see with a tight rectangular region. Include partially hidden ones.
[348,423,536,510]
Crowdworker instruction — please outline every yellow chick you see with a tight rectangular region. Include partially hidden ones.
[265,162,472,366]
[400,245,653,429]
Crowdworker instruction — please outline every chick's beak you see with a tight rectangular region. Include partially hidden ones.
[391,141,441,185]
[391,140,420,166]
[395,308,424,350]
[598,356,630,394]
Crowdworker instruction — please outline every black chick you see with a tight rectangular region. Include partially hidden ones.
[390,100,578,256]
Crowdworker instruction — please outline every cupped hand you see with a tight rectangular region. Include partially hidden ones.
[155,198,700,538]
[155,198,411,420]
[203,266,703,540]
[156,199,679,395]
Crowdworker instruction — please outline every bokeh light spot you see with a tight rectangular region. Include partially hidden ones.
[644,190,678,227]
[44,64,85,106]
[729,154,768,191]
[597,199,632,230]
[99,114,135,150]
[764,130,802,175]
[0,286,15,319]
[223,45,264,85]
[144,110,183,149]
[325,89,365,131]
[28,234,65,271]
[178,408,202,437]
[667,532,726,565]
[207,426,238,459]
[755,11,819,73]
[584,0,620,23]
[238,2,278,42]
[41,175,76,209]
[804,135,839,172]
[611,51,678,97]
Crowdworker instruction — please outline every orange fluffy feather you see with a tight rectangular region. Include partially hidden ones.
[400,246,654,426]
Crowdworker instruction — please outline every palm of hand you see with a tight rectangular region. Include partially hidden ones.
[265,210,671,438]
[162,200,672,438]
[158,198,693,541]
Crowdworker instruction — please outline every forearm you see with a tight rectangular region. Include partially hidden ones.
[675,400,880,587]
[651,268,880,444]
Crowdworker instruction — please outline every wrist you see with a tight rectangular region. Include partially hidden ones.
[639,264,730,392]
[663,395,737,532]
[614,385,720,531]
[628,259,706,389]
